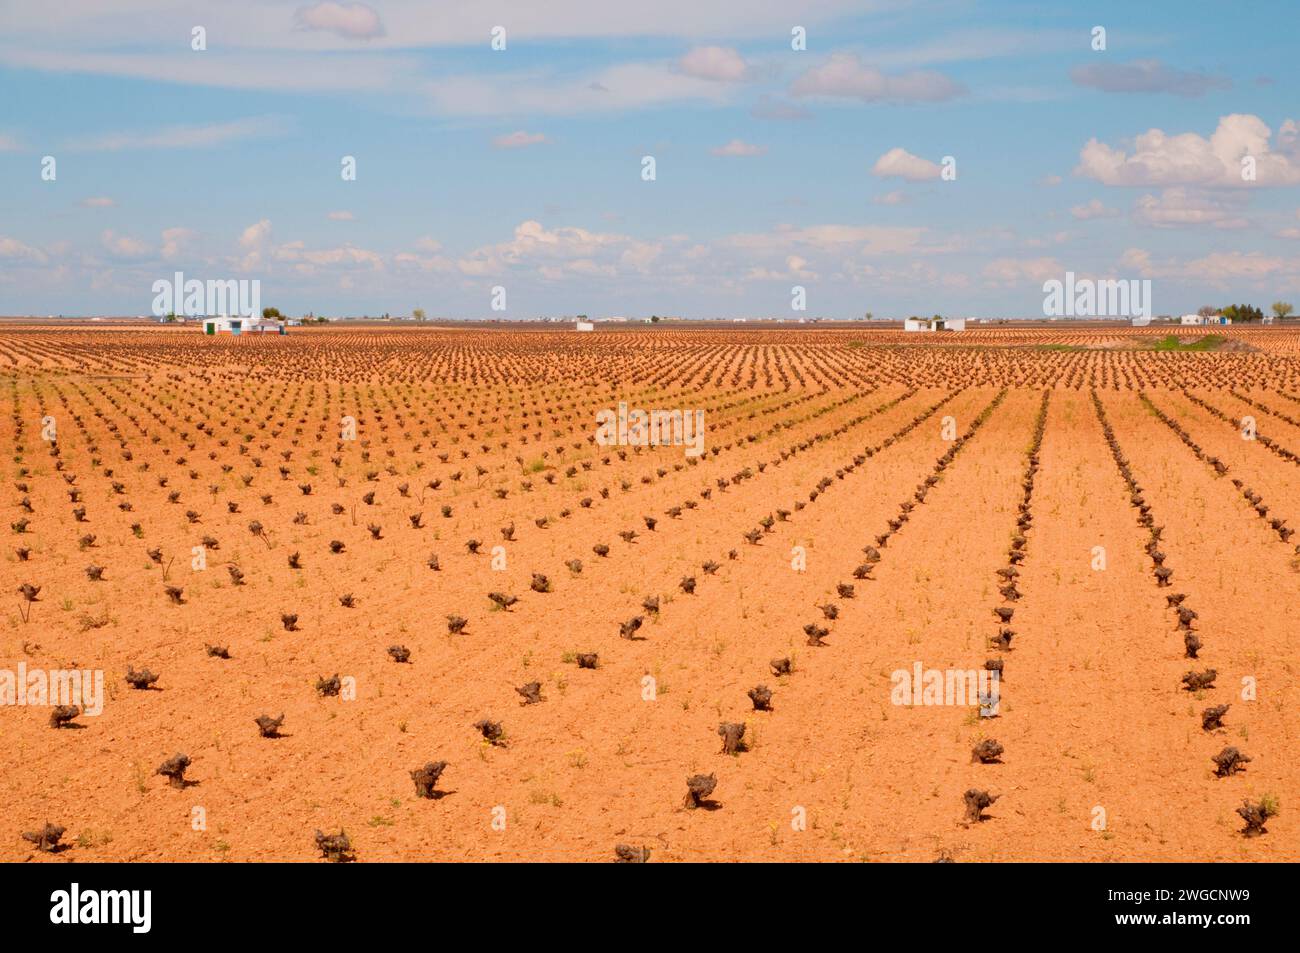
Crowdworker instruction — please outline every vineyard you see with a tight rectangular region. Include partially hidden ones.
[3,324,1298,861]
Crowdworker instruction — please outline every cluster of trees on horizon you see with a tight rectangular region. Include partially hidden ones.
[1199,302,1293,321]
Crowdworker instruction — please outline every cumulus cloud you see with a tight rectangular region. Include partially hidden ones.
[0,236,47,262]
[1071,59,1230,97]
[457,220,663,280]
[1075,114,1300,187]
[294,2,384,40]
[679,46,749,82]
[872,147,941,181]
[492,130,549,149]
[1070,198,1121,220]
[1181,251,1296,282]
[791,53,963,103]
[237,219,272,269]
[1132,188,1249,229]
[240,219,272,249]
[99,229,151,259]
[1119,247,1298,284]
[160,227,197,261]
[983,257,1062,285]
[710,138,767,157]
[273,241,384,270]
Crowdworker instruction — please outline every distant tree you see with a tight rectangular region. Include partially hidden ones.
[262,307,282,320]
[1197,305,1217,318]
[864,311,874,321]
[1272,301,1294,319]
[650,315,660,323]
[413,308,427,321]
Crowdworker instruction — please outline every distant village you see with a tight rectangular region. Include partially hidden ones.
[57,301,1295,330]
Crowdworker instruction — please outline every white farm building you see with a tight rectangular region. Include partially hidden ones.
[1181,313,1229,326]
[904,316,967,332]
[202,314,285,336]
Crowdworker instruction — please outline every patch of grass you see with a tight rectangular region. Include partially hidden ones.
[1151,334,1224,352]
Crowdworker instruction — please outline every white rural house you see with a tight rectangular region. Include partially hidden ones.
[1181,313,1230,326]
[202,314,285,336]
[576,320,594,332]
[904,316,967,332]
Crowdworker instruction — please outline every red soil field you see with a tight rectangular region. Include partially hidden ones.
[3,324,1298,862]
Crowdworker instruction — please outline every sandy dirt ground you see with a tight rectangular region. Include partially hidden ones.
[2,325,1298,861]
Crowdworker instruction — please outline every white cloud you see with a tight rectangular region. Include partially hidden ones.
[70,116,288,152]
[873,190,907,206]
[492,130,549,149]
[237,219,273,270]
[1070,198,1121,220]
[1132,188,1248,229]
[0,1,867,50]
[1119,247,1299,284]
[725,222,950,257]
[240,219,272,249]
[679,46,748,82]
[457,220,665,280]
[100,229,151,259]
[1182,251,1296,282]
[327,210,355,221]
[791,53,963,103]
[423,62,733,116]
[1076,114,1300,187]
[273,241,384,269]
[80,196,116,208]
[982,257,1062,285]
[160,227,197,261]
[710,139,767,157]
[0,236,47,262]
[872,147,942,181]
[294,2,384,40]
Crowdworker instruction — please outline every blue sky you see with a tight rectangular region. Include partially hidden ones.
[1,0,1298,319]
